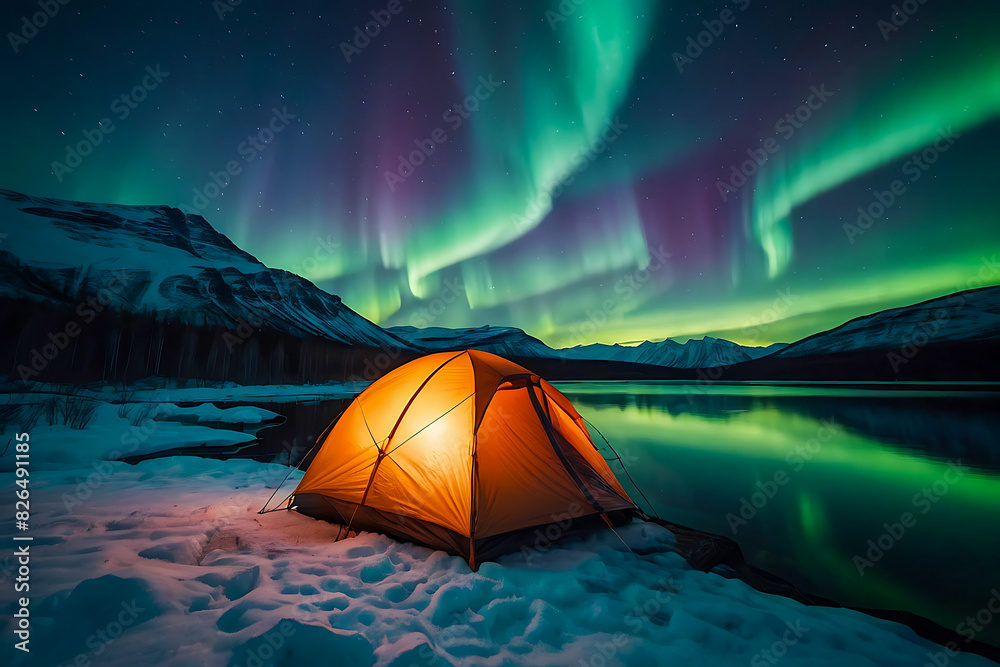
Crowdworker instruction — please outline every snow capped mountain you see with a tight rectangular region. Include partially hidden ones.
[774,285,1000,357]
[12,187,990,378]
[558,337,787,368]
[0,189,412,350]
[0,188,780,371]
[388,323,786,369]
[386,325,557,359]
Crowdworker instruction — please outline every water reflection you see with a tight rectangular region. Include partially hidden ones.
[562,382,1000,468]
[556,382,1000,646]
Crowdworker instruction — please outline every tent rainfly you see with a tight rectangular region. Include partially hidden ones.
[290,350,637,568]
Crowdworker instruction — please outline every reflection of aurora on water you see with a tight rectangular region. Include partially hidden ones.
[555,381,1000,645]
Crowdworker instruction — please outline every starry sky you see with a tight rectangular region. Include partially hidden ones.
[2,0,999,347]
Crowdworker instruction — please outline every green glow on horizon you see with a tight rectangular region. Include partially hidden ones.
[527,253,1000,348]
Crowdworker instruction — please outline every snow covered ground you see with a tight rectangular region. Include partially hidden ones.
[2,407,996,666]
[0,381,365,473]
[160,404,281,426]
[0,401,260,472]
[0,189,412,350]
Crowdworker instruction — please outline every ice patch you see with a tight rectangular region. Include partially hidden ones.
[161,403,281,425]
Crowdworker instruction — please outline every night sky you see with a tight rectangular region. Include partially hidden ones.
[2,1,999,347]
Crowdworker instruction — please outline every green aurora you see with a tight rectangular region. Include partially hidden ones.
[1,0,998,347]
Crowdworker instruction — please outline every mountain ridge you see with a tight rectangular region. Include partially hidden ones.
[386,325,789,369]
[2,187,998,382]
[0,188,412,351]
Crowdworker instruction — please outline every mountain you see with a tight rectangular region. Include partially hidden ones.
[388,324,786,369]
[558,338,787,369]
[772,286,1000,357]
[3,188,995,384]
[720,285,1000,381]
[386,325,558,359]
[0,189,412,351]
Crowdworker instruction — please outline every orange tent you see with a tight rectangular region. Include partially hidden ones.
[291,350,636,567]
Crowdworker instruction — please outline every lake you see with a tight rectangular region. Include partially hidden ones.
[555,381,1000,647]
[215,381,1000,647]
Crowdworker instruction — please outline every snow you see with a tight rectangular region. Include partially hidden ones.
[388,324,788,369]
[559,337,787,368]
[371,284,1000,368]
[776,285,1000,357]
[387,325,558,359]
[7,379,369,405]
[1,389,993,665]
[0,401,257,472]
[0,189,412,349]
[161,404,281,425]
[2,450,995,665]
[0,190,262,309]
[0,382,372,472]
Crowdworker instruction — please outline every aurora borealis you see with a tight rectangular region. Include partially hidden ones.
[2,1,999,347]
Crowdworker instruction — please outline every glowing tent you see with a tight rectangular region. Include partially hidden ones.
[291,350,636,568]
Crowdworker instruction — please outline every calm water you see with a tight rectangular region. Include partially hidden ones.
[201,382,1000,646]
[555,381,1000,647]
